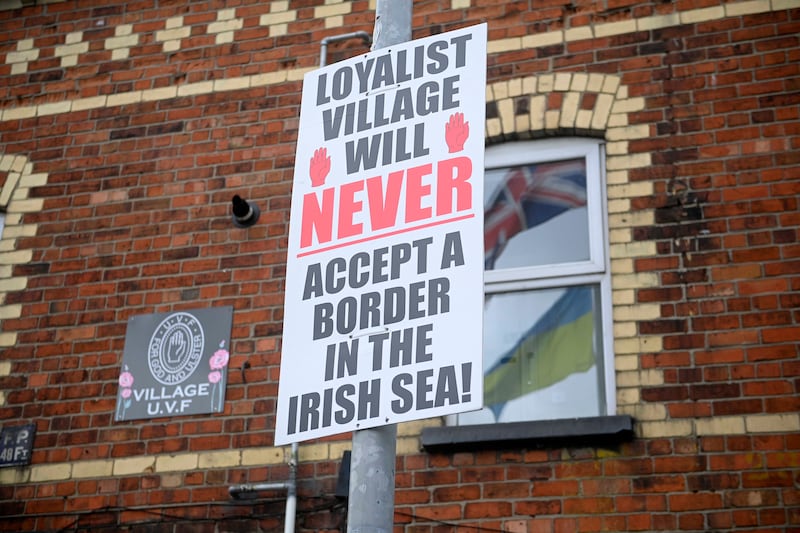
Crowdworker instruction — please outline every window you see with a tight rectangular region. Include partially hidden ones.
[451,138,615,426]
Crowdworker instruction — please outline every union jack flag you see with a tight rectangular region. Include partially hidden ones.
[484,159,587,269]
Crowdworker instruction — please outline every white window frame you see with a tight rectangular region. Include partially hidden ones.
[451,137,616,425]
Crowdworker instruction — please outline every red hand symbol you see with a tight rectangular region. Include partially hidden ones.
[445,112,469,153]
[309,147,330,187]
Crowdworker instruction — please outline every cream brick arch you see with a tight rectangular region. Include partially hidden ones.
[482,73,671,437]
[0,154,45,406]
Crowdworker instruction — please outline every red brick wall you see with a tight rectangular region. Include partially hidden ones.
[0,1,798,531]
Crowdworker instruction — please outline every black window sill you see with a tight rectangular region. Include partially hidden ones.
[421,415,635,452]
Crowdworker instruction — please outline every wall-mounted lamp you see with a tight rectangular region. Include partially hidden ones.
[231,195,260,228]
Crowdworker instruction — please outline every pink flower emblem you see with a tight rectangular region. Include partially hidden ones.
[121,388,132,399]
[209,349,230,370]
[208,370,222,384]
[119,371,134,388]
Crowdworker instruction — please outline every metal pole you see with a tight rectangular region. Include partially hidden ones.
[346,2,411,532]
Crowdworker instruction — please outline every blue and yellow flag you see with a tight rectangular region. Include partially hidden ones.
[484,286,596,413]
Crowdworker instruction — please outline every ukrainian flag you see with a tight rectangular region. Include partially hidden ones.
[484,286,596,411]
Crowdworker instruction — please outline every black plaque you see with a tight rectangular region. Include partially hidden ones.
[0,424,36,467]
[115,306,233,421]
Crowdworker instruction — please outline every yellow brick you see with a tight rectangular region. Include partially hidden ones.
[260,11,296,25]
[215,31,235,44]
[487,37,521,54]
[214,77,250,93]
[6,49,39,63]
[607,198,630,214]
[398,417,441,436]
[314,3,350,17]
[616,387,640,405]
[610,240,657,259]
[613,272,659,290]
[632,403,667,421]
[161,473,183,488]
[638,420,693,439]
[0,467,30,485]
[156,27,190,42]
[241,446,285,466]
[0,361,11,375]
[610,257,633,274]
[696,416,746,436]
[681,5,725,24]
[19,173,47,188]
[522,76,536,95]
[7,198,43,213]
[745,413,800,433]
[612,289,635,305]
[38,101,72,116]
[142,86,177,102]
[608,228,631,244]
[271,0,290,11]
[522,31,563,49]
[10,63,28,75]
[217,8,236,20]
[328,441,352,460]
[0,277,27,292]
[637,12,680,32]
[325,15,344,28]
[65,31,83,45]
[3,105,37,121]
[607,181,653,200]
[155,453,198,472]
[614,321,637,338]
[30,463,71,482]
[72,96,107,112]
[251,71,288,87]
[165,16,184,29]
[0,250,33,265]
[107,91,142,107]
[198,450,241,469]
[606,170,631,186]
[606,124,650,141]
[116,24,134,36]
[726,0,769,15]
[575,109,592,131]
[485,117,502,139]
[498,98,514,136]
[614,354,639,371]
[452,0,470,8]
[208,19,243,34]
[616,369,664,388]
[114,456,156,476]
[565,26,593,42]
[595,20,636,38]
[178,81,214,96]
[72,460,114,479]
[507,78,523,98]
[611,96,645,113]
[607,152,650,171]
[608,210,654,228]
[0,332,18,346]
[17,38,35,51]
[105,35,138,50]
[492,81,509,101]
[396,437,421,455]
[590,93,614,130]
[538,74,554,93]
[298,443,330,462]
[559,92,580,128]
[544,109,559,130]
[553,72,571,92]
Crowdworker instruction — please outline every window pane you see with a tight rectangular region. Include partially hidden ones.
[484,158,589,271]
[457,284,605,424]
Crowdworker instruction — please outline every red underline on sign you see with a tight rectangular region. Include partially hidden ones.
[296,213,475,258]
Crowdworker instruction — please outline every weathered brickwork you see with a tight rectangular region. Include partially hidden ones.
[0,0,798,531]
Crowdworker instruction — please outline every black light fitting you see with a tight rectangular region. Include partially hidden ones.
[231,195,260,228]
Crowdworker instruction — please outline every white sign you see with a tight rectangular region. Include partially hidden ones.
[275,24,487,445]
